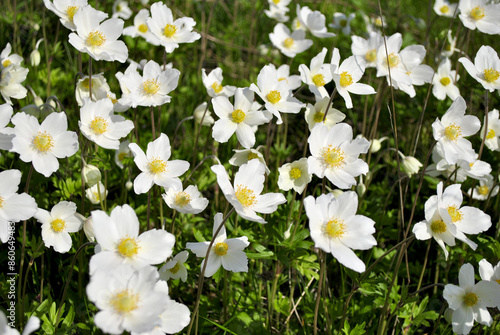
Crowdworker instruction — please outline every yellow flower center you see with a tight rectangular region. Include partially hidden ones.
[174,191,191,207]
[247,152,259,160]
[107,93,118,104]
[138,24,148,33]
[385,52,400,68]
[51,218,66,233]
[272,0,280,4]
[340,19,347,27]
[283,37,294,48]
[495,279,500,285]
[86,31,106,47]
[148,158,167,174]
[321,146,346,169]
[117,237,139,258]
[289,167,301,180]
[90,117,109,135]
[33,131,54,153]
[483,68,499,83]
[80,78,94,90]
[486,129,495,139]
[313,112,325,123]
[211,82,223,94]
[278,77,286,82]
[444,123,462,142]
[110,290,139,314]
[267,90,281,104]
[323,218,346,239]
[430,219,447,234]
[375,17,383,26]
[170,262,180,274]
[440,77,451,86]
[231,109,245,123]
[478,185,489,195]
[2,59,12,68]
[445,44,452,51]
[235,185,257,208]
[440,5,449,14]
[365,49,377,63]
[339,71,353,87]
[66,6,78,23]
[470,6,485,21]
[214,242,229,256]
[447,205,463,223]
[0,196,4,208]
[118,152,128,163]
[163,24,177,37]
[463,292,478,307]
[312,74,326,87]
[142,79,160,96]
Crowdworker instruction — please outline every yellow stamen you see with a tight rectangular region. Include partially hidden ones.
[312,74,326,87]
[486,129,495,139]
[107,93,118,104]
[440,5,449,14]
[174,191,191,207]
[278,77,287,82]
[385,52,400,68]
[289,168,301,180]
[340,19,347,27]
[214,242,229,256]
[248,152,259,160]
[148,158,167,174]
[211,82,223,94]
[86,31,106,47]
[110,290,139,314]
[235,185,257,208]
[430,219,446,234]
[323,218,346,238]
[440,77,451,86]
[231,109,245,123]
[463,292,478,307]
[267,90,281,104]
[142,79,160,96]
[483,68,499,83]
[2,59,12,68]
[470,6,485,21]
[117,237,139,258]
[283,38,294,48]
[478,185,489,195]
[444,123,462,142]
[118,152,128,162]
[447,205,463,223]
[0,196,4,208]
[313,112,325,123]
[339,71,353,87]
[321,146,346,169]
[33,131,54,153]
[163,24,177,37]
[138,24,148,33]
[51,218,66,233]
[169,262,180,274]
[365,49,377,63]
[90,117,109,135]
[66,6,78,23]
[272,0,280,4]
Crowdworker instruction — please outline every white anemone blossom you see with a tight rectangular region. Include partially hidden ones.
[296,5,336,38]
[432,57,460,101]
[162,184,208,214]
[269,23,313,58]
[351,31,383,69]
[277,158,311,194]
[304,96,346,131]
[458,0,500,35]
[299,47,333,99]
[202,67,237,98]
[43,0,101,31]
[459,45,500,92]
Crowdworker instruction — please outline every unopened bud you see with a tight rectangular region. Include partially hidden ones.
[82,164,101,187]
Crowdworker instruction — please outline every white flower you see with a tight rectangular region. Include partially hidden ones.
[10,112,79,177]
[432,58,460,101]
[115,140,132,169]
[0,169,37,243]
[470,174,499,200]
[308,123,370,189]
[129,133,189,194]
[1,43,23,70]
[442,30,460,58]
[228,148,270,175]
[478,259,500,309]
[269,23,313,58]
[35,201,83,253]
[112,0,132,20]
[264,3,290,22]
[399,152,423,177]
[202,67,236,98]
[304,191,376,273]
[75,73,111,106]
[434,0,458,17]
[480,109,500,151]
[394,45,434,98]
[376,33,412,87]
[330,12,355,35]
[186,213,250,277]
[89,204,176,274]
[250,64,305,124]
[0,61,29,105]
[457,154,492,180]
[458,0,500,34]
[212,87,269,149]
[0,103,14,150]
[87,264,168,334]
[0,311,39,335]
[159,250,189,282]
[443,263,500,334]
[211,160,286,224]
[43,0,101,31]
[85,181,107,205]
[82,163,101,187]
[296,5,335,38]
[299,47,333,99]
[351,31,383,68]
[331,48,376,108]
[277,158,311,194]
[68,5,128,62]
[275,64,302,90]
[432,96,480,164]
[122,60,180,107]
[147,1,201,53]
[162,184,208,214]
[304,97,346,131]
[79,98,134,150]
[459,45,500,92]
[193,102,214,126]
[123,9,160,45]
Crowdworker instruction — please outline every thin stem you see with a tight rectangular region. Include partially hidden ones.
[313,250,326,335]
[150,105,156,140]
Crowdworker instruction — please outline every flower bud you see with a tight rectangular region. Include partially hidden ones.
[401,155,423,177]
[34,96,44,107]
[193,102,214,126]
[30,49,41,67]
[126,180,133,190]
[82,164,101,187]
